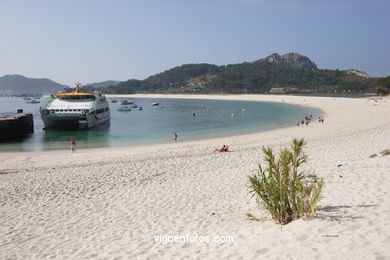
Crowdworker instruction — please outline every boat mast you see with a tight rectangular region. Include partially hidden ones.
[75,82,81,93]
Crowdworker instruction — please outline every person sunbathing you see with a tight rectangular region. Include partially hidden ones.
[214,144,229,152]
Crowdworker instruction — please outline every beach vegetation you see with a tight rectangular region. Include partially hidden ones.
[376,75,390,95]
[248,138,324,225]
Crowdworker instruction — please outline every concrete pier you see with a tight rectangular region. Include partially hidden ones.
[0,112,34,141]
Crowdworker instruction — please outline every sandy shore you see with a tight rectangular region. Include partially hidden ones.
[1,94,389,259]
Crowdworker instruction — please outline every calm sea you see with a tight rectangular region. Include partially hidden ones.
[0,96,321,151]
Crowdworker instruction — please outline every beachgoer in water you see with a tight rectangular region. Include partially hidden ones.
[174,132,178,142]
[214,144,229,152]
[70,138,76,153]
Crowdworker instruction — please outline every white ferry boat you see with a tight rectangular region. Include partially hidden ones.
[40,83,110,129]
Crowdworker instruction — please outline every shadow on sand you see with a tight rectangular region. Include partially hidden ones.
[315,204,377,223]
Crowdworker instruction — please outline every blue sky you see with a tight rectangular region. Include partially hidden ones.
[0,0,389,86]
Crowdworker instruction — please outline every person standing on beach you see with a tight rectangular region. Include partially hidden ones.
[70,138,76,153]
[173,132,178,142]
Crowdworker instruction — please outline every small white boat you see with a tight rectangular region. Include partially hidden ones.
[117,106,131,112]
[151,102,159,106]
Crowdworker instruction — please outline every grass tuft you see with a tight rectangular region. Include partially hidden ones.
[248,138,324,225]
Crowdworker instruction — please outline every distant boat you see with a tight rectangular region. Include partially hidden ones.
[26,100,40,104]
[117,106,131,112]
[121,100,134,105]
[151,102,159,106]
[111,99,118,103]
[136,106,143,111]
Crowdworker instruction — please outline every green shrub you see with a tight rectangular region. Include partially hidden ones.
[248,138,324,225]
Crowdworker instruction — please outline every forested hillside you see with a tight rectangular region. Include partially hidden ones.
[81,53,378,95]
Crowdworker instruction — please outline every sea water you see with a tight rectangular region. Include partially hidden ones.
[0,97,321,151]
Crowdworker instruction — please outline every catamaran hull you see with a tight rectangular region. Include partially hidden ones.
[40,113,110,129]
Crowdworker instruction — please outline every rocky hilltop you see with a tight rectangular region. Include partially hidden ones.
[345,69,370,78]
[263,52,318,70]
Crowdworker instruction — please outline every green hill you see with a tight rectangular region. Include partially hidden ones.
[82,53,378,95]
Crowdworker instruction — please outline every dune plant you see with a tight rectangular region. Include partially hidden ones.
[248,138,324,225]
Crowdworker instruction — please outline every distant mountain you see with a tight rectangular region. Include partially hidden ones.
[0,74,68,95]
[82,80,120,88]
[100,52,375,95]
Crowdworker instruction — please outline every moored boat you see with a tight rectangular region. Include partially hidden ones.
[117,106,131,112]
[39,83,110,129]
[26,100,40,104]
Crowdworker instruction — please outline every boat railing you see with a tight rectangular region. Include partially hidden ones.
[40,97,55,109]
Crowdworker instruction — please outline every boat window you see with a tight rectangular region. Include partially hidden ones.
[60,109,64,112]
[58,95,94,100]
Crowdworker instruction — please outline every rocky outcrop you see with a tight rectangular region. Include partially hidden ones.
[345,69,370,78]
[264,52,318,70]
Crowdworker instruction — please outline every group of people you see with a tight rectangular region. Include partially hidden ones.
[297,114,324,127]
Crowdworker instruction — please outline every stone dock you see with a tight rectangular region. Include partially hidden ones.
[0,112,34,141]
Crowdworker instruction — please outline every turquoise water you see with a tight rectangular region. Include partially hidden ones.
[0,97,321,151]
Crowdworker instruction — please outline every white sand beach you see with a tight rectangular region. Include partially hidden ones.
[1,94,389,259]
